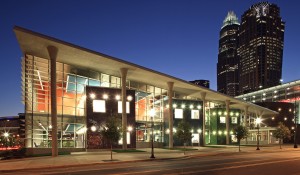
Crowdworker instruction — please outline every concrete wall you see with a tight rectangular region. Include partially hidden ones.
[26,148,85,155]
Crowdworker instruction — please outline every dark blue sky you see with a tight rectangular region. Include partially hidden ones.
[0,0,299,116]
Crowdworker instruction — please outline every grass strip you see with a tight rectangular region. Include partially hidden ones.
[112,149,146,153]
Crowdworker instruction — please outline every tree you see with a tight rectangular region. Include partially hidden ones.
[273,122,291,149]
[175,120,192,155]
[234,125,249,152]
[100,114,122,160]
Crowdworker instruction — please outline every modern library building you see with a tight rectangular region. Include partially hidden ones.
[14,26,277,154]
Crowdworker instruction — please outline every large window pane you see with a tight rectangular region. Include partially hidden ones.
[93,100,106,113]
[118,101,130,113]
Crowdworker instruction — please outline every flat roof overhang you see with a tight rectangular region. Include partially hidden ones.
[14,26,278,117]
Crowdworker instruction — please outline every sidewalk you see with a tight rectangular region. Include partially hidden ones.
[0,144,299,172]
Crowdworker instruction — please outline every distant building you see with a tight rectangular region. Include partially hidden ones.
[0,114,25,148]
[236,80,300,144]
[236,79,300,105]
[235,79,300,123]
[217,11,240,96]
[238,2,285,94]
[190,80,210,88]
[0,116,22,134]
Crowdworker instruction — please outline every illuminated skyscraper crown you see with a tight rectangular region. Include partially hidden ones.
[222,11,240,29]
[251,2,270,17]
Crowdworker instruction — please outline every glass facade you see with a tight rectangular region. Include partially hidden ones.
[207,108,241,144]
[22,55,170,148]
[23,55,86,148]
[22,54,246,149]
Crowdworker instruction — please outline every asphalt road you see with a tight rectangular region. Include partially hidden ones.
[3,151,300,175]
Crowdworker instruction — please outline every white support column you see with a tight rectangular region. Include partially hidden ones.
[249,111,252,127]
[244,106,249,126]
[167,82,174,148]
[201,92,206,146]
[268,130,270,144]
[225,100,230,145]
[47,46,58,157]
[258,110,264,144]
[120,68,128,150]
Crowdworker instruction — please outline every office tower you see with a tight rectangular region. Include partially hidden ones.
[190,79,210,88]
[238,2,285,94]
[217,11,240,96]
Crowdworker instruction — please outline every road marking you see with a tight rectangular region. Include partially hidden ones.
[109,157,300,175]
[177,157,300,174]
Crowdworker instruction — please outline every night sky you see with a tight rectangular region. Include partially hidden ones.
[0,0,299,116]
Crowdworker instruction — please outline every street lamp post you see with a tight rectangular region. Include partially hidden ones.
[294,123,298,148]
[150,118,155,158]
[150,109,155,159]
[256,118,261,150]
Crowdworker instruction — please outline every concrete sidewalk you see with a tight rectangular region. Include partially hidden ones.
[0,145,299,172]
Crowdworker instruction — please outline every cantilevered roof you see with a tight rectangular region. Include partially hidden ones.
[14,26,278,116]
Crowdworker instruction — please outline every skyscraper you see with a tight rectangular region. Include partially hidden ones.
[190,79,210,88]
[217,11,240,96]
[238,2,285,94]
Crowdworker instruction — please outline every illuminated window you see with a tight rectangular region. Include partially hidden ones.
[118,132,130,145]
[192,133,199,143]
[118,101,130,114]
[101,73,110,87]
[220,117,226,123]
[111,76,121,88]
[88,79,100,87]
[66,74,88,93]
[175,109,183,119]
[232,117,237,124]
[93,100,106,113]
[191,110,200,119]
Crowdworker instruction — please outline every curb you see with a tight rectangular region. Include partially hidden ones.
[1,146,299,173]
[186,147,300,158]
[0,156,184,173]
